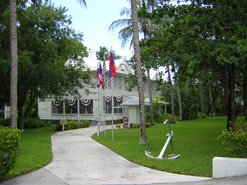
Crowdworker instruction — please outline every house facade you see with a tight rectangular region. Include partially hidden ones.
[38,50,161,124]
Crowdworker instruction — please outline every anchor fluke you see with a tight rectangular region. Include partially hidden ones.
[144,119,181,160]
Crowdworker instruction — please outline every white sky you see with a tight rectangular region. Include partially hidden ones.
[51,0,133,59]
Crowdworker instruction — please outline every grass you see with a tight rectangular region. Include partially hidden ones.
[92,117,229,177]
[7,126,57,179]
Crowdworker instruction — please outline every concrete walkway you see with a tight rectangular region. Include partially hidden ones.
[1,126,246,185]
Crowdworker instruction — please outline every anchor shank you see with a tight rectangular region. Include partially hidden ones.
[157,132,173,159]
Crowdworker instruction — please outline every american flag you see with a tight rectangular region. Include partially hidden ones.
[101,60,107,88]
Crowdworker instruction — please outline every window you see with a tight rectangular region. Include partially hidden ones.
[104,96,112,114]
[80,99,93,114]
[51,101,63,114]
[114,76,123,89]
[65,100,78,114]
[114,96,123,113]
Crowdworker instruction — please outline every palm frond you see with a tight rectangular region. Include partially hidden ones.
[77,0,87,8]
[117,25,133,49]
[120,7,131,17]
[108,19,132,31]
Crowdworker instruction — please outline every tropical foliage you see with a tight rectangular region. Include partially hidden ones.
[0,126,22,179]
[136,0,247,130]
[1,0,92,128]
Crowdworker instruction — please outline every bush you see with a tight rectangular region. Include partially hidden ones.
[56,120,90,131]
[145,122,151,128]
[218,129,247,158]
[197,112,207,119]
[0,118,10,127]
[0,126,22,179]
[154,113,174,123]
[24,117,51,129]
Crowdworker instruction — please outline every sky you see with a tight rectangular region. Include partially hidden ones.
[51,0,133,59]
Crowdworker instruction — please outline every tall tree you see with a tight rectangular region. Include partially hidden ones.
[16,2,90,129]
[9,0,18,128]
[8,0,87,129]
[167,65,176,123]
[109,0,157,126]
[131,0,148,144]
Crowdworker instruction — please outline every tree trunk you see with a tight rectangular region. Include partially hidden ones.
[18,106,24,130]
[24,92,36,118]
[167,65,176,123]
[199,79,205,113]
[171,63,182,121]
[185,80,189,95]
[223,66,229,117]
[10,0,18,129]
[242,72,247,121]
[177,84,183,121]
[208,79,214,116]
[226,64,236,130]
[131,0,148,144]
[194,83,199,118]
[147,68,154,125]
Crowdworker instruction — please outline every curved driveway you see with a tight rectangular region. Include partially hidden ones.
[45,126,209,184]
[1,126,214,185]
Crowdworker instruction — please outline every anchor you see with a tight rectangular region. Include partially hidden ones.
[145,119,181,160]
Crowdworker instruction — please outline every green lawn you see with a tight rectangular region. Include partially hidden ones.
[7,126,57,179]
[92,117,229,177]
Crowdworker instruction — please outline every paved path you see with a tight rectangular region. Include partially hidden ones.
[1,126,246,185]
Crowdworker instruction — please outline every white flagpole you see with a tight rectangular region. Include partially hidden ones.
[111,78,114,141]
[101,85,103,136]
[97,61,100,135]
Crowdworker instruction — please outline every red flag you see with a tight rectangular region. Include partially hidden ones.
[109,51,116,80]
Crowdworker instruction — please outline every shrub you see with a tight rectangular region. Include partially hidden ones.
[78,120,90,128]
[24,118,51,129]
[122,124,128,128]
[197,112,207,119]
[154,113,174,123]
[116,125,121,129]
[218,129,247,158]
[0,118,10,127]
[129,123,134,128]
[56,120,90,131]
[145,122,151,128]
[0,126,22,179]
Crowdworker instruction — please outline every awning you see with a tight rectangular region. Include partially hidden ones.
[121,97,150,106]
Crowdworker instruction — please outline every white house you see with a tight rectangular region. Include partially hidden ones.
[38,50,161,125]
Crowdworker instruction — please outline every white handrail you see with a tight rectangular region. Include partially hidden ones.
[97,121,106,137]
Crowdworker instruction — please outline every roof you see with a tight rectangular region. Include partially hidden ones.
[158,100,170,105]
[83,50,133,75]
[66,50,162,80]
[121,97,150,106]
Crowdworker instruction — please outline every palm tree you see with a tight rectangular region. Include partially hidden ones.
[110,0,156,126]
[131,0,148,144]
[10,0,18,128]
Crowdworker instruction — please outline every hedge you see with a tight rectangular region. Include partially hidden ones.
[56,120,90,131]
[0,126,22,179]
[218,129,247,158]
[0,118,10,127]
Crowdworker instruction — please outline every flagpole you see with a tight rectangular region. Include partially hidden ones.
[101,62,105,138]
[98,85,100,125]
[109,50,116,142]
[112,78,114,142]
[101,84,103,136]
